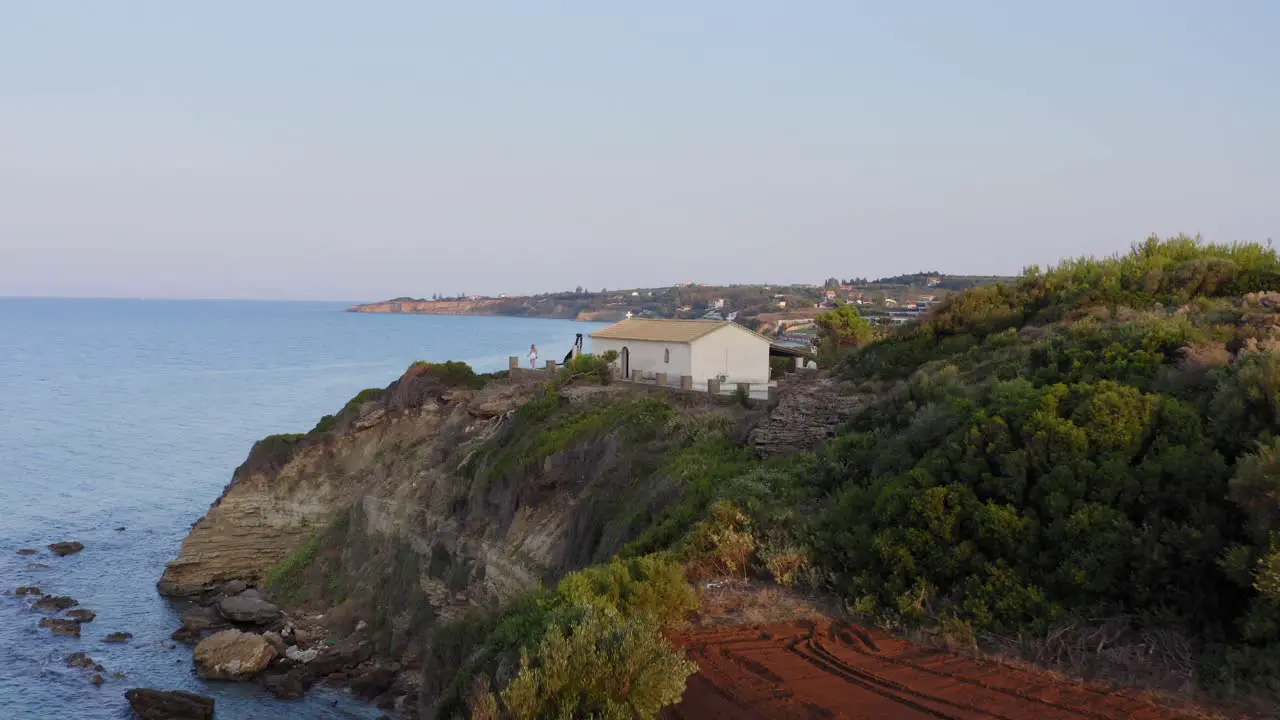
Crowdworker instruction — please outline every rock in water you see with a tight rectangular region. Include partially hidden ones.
[34,595,78,612]
[103,632,134,644]
[66,652,98,669]
[15,586,41,596]
[66,609,96,623]
[261,666,315,700]
[350,667,397,700]
[124,689,216,720]
[48,541,84,557]
[40,617,82,637]
[91,674,105,687]
[193,629,277,680]
[16,548,40,556]
[172,605,229,644]
[217,592,281,624]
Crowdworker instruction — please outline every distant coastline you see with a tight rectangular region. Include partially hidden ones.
[345,297,628,322]
[345,275,1011,331]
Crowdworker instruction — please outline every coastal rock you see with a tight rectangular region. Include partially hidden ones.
[124,689,216,720]
[49,541,84,557]
[155,374,542,600]
[285,645,318,664]
[261,631,287,655]
[91,674,105,686]
[172,605,230,644]
[193,629,277,680]
[33,595,78,612]
[104,632,134,644]
[15,586,41,596]
[217,592,281,624]
[307,639,373,678]
[350,667,397,701]
[40,617,82,636]
[66,652,98,669]
[220,579,249,596]
[17,548,40,556]
[353,408,387,430]
[261,665,316,700]
[67,609,97,623]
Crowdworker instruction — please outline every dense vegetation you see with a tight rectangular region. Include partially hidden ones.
[692,236,1280,699]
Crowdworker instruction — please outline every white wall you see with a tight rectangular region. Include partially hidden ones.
[690,325,770,384]
[589,337,692,382]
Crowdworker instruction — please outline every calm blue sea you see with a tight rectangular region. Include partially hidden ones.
[0,299,604,719]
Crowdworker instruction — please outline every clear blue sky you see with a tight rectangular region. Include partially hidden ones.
[2,2,1276,300]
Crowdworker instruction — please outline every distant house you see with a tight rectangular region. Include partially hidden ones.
[590,318,770,385]
[712,298,725,309]
[883,298,899,307]
[824,290,837,300]
[776,300,787,308]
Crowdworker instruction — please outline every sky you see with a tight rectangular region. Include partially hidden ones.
[1,2,1277,301]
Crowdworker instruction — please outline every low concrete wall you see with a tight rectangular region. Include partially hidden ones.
[626,373,777,409]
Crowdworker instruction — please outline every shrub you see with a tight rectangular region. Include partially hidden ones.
[553,555,698,626]
[406,360,488,388]
[496,607,697,720]
[443,555,698,719]
[683,501,757,578]
[559,352,617,385]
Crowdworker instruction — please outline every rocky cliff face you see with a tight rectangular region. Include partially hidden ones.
[157,364,751,712]
[748,375,870,457]
[157,368,536,599]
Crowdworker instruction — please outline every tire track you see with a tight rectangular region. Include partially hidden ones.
[664,620,1199,720]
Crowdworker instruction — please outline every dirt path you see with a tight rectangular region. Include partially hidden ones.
[664,620,1199,720]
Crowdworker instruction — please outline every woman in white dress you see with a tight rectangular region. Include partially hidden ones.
[528,344,538,368]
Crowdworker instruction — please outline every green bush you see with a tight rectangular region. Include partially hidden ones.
[496,607,697,720]
[443,555,697,719]
[407,360,488,388]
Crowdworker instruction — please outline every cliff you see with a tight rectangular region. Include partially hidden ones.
[157,361,766,713]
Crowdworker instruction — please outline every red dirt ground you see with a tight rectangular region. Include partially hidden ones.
[663,620,1200,720]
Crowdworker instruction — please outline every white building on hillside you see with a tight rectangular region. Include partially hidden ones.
[589,318,770,386]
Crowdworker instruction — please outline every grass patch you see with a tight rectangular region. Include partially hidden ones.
[265,533,322,605]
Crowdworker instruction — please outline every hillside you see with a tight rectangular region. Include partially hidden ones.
[755,235,1280,705]
[158,235,1280,718]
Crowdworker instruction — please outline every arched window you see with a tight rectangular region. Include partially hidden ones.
[664,348,670,363]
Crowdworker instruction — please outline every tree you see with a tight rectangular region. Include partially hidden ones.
[814,305,876,364]
[824,277,841,289]
[815,304,876,350]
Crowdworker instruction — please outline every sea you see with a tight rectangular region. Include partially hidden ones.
[0,298,605,720]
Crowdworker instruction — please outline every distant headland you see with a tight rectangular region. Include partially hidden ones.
[345,274,1011,332]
